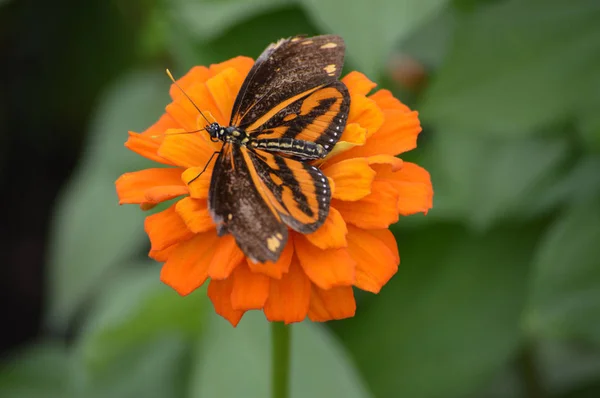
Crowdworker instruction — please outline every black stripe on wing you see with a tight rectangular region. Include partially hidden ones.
[248,149,331,234]
[248,81,350,155]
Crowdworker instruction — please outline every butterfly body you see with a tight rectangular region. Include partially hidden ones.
[200,35,350,263]
[206,123,326,160]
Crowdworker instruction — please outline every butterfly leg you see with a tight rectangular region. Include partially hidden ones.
[187,151,220,184]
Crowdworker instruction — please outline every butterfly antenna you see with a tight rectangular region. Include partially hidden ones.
[151,127,207,139]
[165,69,212,125]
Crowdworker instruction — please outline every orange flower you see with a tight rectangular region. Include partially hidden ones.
[115,56,433,326]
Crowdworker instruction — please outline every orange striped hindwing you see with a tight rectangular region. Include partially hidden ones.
[247,150,330,234]
[209,145,330,263]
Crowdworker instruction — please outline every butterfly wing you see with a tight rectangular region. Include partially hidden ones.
[208,35,346,262]
[247,149,331,234]
[208,144,331,262]
[247,81,350,155]
[231,35,346,131]
[209,143,288,263]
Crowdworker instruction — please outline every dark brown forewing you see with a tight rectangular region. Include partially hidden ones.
[231,35,346,129]
[248,150,331,234]
[248,81,350,155]
[208,143,288,263]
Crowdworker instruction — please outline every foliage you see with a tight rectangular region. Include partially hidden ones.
[2,0,600,397]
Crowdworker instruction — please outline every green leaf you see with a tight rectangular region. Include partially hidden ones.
[421,134,568,229]
[474,341,600,398]
[168,4,319,69]
[46,70,170,331]
[0,342,71,398]
[576,70,600,152]
[532,156,600,213]
[78,265,206,373]
[72,336,190,398]
[72,265,206,398]
[190,312,372,398]
[398,5,456,69]
[170,0,288,41]
[420,0,600,136]
[539,341,600,395]
[300,0,450,77]
[335,223,542,398]
[525,199,600,344]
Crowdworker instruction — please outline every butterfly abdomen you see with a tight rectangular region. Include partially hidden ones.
[250,137,326,159]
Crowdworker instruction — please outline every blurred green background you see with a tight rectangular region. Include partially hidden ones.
[1,0,600,397]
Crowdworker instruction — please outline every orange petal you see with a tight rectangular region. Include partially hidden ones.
[175,197,215,233]
[345,111,421,160]
[170,66,210,99]
[206,67,246,123]
[294,234,355,289]
[208,278,245,327]
[116,168,185,204]
[157,133,214,169]
[248,239,293,279]
[208,235,245,280]
[182,166,213,199]
[140,202,157,211]
[333,181,400,229]
[347,94,384,140]
[323,158,375,201]
[231,263,270,310]
[334,89,421,161]
[366,228,400,264]
[396,162,433,215]
[125,132,174,165]
[165,101,199,133]
[144,204,195,251]
[308,285,356,322]
[322,123,368,160]
[160,231,219,296]
[139,112,179,138]
[263,258,310,324]
[339,123,367,145]
[372,108,422,156]
[342,71,377,97]
[370,88,411,112]
[374,161,433,216]
[149,245,176,262]
[367,154,403,172]
[304,208,347,249]
[167,81,224,127]
[209,56,254,78]
[346,226,398,293]
[144,185,189,203]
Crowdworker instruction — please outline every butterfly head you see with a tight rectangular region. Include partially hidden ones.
[205,122,223,143]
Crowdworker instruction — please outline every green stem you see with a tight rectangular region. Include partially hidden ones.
[517,343,545,398]
[271,322,291,398]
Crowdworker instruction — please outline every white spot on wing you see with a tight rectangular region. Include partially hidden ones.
[320,42,338,49]
[324,64,336,74]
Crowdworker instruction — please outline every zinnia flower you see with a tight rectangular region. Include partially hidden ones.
[115,56,433,326]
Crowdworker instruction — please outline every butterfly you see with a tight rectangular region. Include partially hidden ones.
[176,35,350,263]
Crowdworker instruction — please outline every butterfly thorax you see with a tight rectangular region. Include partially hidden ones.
[206,123,251,145]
